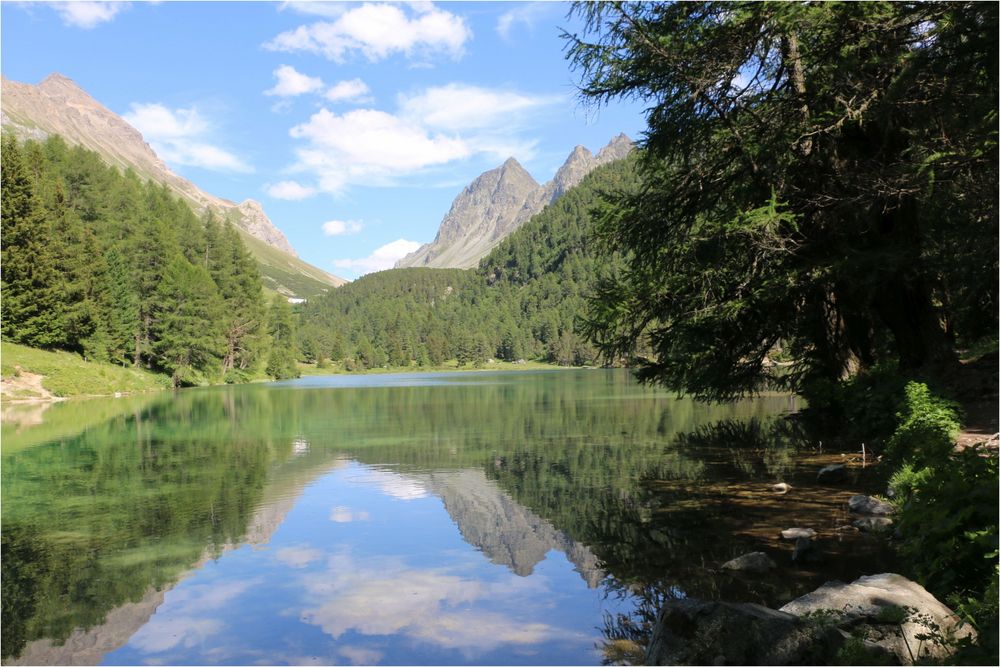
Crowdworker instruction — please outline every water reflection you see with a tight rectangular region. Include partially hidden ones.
[1,371,887,665]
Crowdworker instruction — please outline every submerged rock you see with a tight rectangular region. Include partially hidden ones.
[848,494,895,516]
[817,463,847,482]
[721,551,777,573]
[780,527,817,540]
[853,516,893,532]
[645,599,843,665]
[792,537,822,564]
[779,573,976,664]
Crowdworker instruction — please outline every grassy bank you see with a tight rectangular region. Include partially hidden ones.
[1,342,170,400]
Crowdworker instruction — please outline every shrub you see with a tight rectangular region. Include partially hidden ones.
[885,381,962,465]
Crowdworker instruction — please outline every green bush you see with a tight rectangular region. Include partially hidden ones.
[801,364,908,447]
[886,382,962,465]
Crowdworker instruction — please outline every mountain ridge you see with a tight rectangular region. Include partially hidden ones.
[395,133,633,270]
[1,72,346,297]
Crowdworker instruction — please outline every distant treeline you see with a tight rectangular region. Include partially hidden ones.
[298,155,642,368]
[1,136,297,385]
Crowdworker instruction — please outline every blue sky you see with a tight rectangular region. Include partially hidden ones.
[2,1,647,279]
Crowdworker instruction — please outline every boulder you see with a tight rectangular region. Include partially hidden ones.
[781,527,817,540]
[779,573,976,664]
[721,551,777,573]
[792,537,822,564]
[853,516,893,532]
[645,599,844,665]
[848,494,895,516]
[817,463,847,482]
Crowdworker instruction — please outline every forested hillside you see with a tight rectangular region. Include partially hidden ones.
[298,153,641,368]
[1,136,293,386]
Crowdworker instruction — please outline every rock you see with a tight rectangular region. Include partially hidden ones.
[771,482,793,494]
[721,551,777,573]
[853,516,893,532]
[645,599,844,665]
[397,135,633,269]
[848,494,895,516]
[817,463,847,482]
[792,537,822,564]
[779,573,976,664]
[780,527,817,540]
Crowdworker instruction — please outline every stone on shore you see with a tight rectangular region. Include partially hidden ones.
[645,599,844,665]
[780,527,817,540]
[779,573,976,665]
[721,551,777,573]
[853,516,893,532]
[848,494,895,516]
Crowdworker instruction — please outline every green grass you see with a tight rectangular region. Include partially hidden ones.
[297,358,572,376]
[235,228,346,300]
[1,341,170,399]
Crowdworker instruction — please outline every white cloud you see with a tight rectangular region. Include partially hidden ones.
[266,180,317,200]
[278,1,347,19]
[298,553,560,654]
[338,646,384,666]
[322,220,364,236]
[330,505,371,522]
[289,108,469,192]
[497,2,552,40]
[265,2,471,63]
[130,617,225,654]
[124,103,253,173]
[399,83,559,131]
[283,83,559,194]
[50,1,127,29]
[275,545,324,568]
[265,64,325,97]
[324,78,372,104]
[333,239,423,276]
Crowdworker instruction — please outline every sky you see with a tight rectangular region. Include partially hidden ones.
[1,1,648,279]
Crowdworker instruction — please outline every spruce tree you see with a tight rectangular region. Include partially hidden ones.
[152,255,225,386]
[0,136,65,347]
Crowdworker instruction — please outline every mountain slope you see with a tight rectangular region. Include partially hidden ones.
[1,73,345,297]
[300,153,642,366]
[396,133,633,270]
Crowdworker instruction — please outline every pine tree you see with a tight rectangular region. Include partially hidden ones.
[266,299,299,379]
[0,136,65,347]
[152,256,225,386]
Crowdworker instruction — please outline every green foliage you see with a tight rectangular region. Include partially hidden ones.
[0,136,271,385]
[892,447,998,612]
[153,256,226,386]
[886,382,962,464]
[801,363,909,447]
[299,156,641,368]
[266,299,299,379]
[567,1,997,399]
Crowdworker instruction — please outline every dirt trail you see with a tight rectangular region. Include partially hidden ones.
[952,353,999,452]
[0,368,64,403]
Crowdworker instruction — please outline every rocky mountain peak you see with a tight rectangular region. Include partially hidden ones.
[596,133,634,163]
[395,133,634,270]
[1,73,300,259]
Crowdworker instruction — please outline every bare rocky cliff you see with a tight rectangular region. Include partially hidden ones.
[422,469,604,588]
[396,133,634,270]
[1,73,297,257]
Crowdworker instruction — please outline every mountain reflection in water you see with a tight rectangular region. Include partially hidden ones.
[1,370,891,665]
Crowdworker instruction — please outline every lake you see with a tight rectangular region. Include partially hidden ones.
[1,369,893,665]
